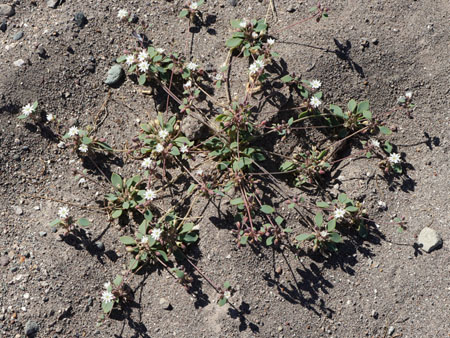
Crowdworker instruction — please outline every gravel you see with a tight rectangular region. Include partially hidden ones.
[0,5,15,17]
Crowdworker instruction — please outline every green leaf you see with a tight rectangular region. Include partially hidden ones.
[329,232,343,243]
[281,75,293,83]
[348,99,357,112]
[49,219,61,226]
[170,146,180,156]
[180,222,194,234]
[179,9,189,18]
[338,193,348,204]
[314,212,323,227]
[138,221,148,235]
[113,275,123,287]
[218,297,227,306]
[116,55,127,63]
[316,201,329,208]
[128,258,139,270]
[296,233,315,242]
[327,219,336,231]
[157,250,168,262]
[266,236,274,246]
[173,268,185,279]
[224,281,231,290]
[81,136,92,144]
[77,218,90,227]
[346,206,359,212]
[102,301,113,314]
[111,209,122,218]
[138,74,147,85]
[383,141,393,153]
[230,197,244,206]
[357,100,370,113]
[187,183,197,194]
[240,235,248,245]
[32,101,38,110]
[119,236,136,245]
[122,201,130,209]
[330,104,347,119]
[283,227,293,233]
[17,114,28,119]
[111,173,123,189]
[260,205,274,214]
[230,19,242,29]
[143,210,153,221]
[378,126,392,135]
[226,37,243,49]
[275,216,284,225]
[363,111,372,120]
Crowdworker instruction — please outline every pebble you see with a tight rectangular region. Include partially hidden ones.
[10,266,18,272]
[287,6,296,13]
[24,320,39,336]
[372,38,379,45]
[12,206,23,215]
[387,326,395,336]
[74,12,87,28]
[159,298,172,310]
[13,59,25,67]
[47,0,60,8]
[13,154,20,161]
[37,46,47,58]
[13,31,23,40]
[228,0,238,6]
[95,241,105,251]
[181,114,208,140]
[418,227,442,253]
[371,310,378,319]
[39,231,47,237]
[0,5,15,17]
[104,65,124,86]
[0,20,6,33]
[0,256,9,266]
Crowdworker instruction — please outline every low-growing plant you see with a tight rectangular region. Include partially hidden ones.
[49,206,90,235]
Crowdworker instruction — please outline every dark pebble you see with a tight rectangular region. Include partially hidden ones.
[13,31,24,41]
[0,21,6,33]
[130,14,138,23]
[287,6,296,13]
[51,227,57,233]
[86,63,95,73]
[37,46,47,57]
[228,0,238,6]
[74,12,87,28]
[13,154,20,161]
[10,266,18,272]
[95,241,105,251]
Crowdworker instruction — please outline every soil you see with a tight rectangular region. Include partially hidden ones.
[1,1,449,337]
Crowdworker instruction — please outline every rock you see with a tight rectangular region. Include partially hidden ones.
[95,241,104,251]
[12,206,23,215]
[418,227,443,253]
[371,38,379,45]
[74,12,87,28]
[228,0,238,6]
[180,114,208,140]
[360,37,369,48]
[0,5,15,17]
[24,320,39,336]
[387,326,395,336]
[13,59,25,67]
[104,65,124,86]
[287,6,296,13]
[47,0,60,8]
[0,256,9,266]
[86,63,95,73]
[37,46,47,58]
[0,20,6,33]
[159,298,172,310]
[371,310,378,319]
[39,231,47,237]
[13,31,23,41]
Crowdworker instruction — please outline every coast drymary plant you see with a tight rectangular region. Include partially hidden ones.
[49,206,90,235]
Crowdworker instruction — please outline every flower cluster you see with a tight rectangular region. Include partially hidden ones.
[249,59,265,76]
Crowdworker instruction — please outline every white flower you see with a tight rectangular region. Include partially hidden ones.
[214,73,223,81]
[249,63,259,75]
[158,129,169,140]
[224,290,231,299]
[334,208,346,219]
[68,126,79,137]
[310,80,321,90]
[252,32,259,39]
[196,169,203,176]
[189,2,198,10]
[156,48,165,54]
[104,282,111,289]
[22,103,34,117]
[255,59,265,69]
[369,139,380,148]
[155,143,164,153]
[320,231,328,238]
[144,189,157,201]
[184,80,192,89]
[138,61,149,73]
[141,236,149,244]
[46,113,54,121]
[186,62,198,71]
[239,20,247,28]
[141,158,153,169]
[125,54,135,66]
[180,144,188,153]
[138,50,148,62]
[267,38,275,45]
[117,9,128,20]
[78,144,89,153]
[405,91,413,99]
[388,153,401,164]
[58,206,69,219]
[151,228,163,241]
[310,96,322,108]
[101,290,115,303]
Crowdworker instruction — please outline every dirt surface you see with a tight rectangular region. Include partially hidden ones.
[1,0,449,337]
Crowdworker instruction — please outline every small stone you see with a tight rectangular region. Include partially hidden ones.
[387,326,395,336]
[47,0,60,8]
[50,227,57,233]
[13,31,23,41]
[39,231,47,237]
[10,266,18,272]
[13,154,20,161]
[287,6,296,13]
[74,12,87,28]
[228,0,238,6]
[86,63,95,73]
[0,5,15,17]
[13,59,25,67]
[95,241,104,251]
[24,320,39,336]
[371,38,379,45]
[180,114,208,140]
[0,20,7,33]
[418,227,443,253]
[275,266,282,275]
[159,298,172,310]
[278,326,283,332]
[104,65,124,86]
[371,310,378,319]
[0,256,9,266]
[37,46,47,58]
[12,206,23,215]
[360,37,369,47]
